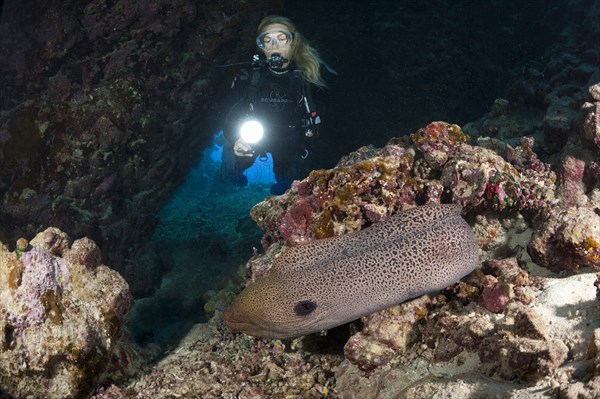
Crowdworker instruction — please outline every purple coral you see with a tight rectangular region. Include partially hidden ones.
[15,248,71,327]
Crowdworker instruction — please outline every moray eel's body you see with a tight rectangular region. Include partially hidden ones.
[223,204,480,339]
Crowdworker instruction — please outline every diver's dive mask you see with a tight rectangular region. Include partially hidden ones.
[256,29,294,50]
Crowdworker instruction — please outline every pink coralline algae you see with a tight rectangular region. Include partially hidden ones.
[480,279,511,314]
[0,228,134,399]
[16,248,71,326]
[556,155,588,207]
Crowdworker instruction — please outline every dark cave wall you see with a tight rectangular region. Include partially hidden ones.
[0,0,282,295]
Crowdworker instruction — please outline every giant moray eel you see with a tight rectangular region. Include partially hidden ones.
[223,204,480,339]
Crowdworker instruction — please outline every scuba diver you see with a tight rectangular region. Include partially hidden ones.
[223,15,331,195]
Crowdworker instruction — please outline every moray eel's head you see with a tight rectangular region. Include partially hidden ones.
[223,271,338,339]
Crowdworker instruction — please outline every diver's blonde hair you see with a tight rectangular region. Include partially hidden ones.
[257,15,328,88]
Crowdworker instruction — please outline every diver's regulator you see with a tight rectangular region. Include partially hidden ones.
[252,53,288,70]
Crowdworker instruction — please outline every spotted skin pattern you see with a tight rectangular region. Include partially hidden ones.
[223,204,480,339]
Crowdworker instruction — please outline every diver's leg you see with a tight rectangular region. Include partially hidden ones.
[230,154,256,187]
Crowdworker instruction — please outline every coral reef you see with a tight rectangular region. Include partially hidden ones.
[333,272,599,399]
[338,257,563,381]
[529,206,600,272]
[0,229,135,398]
[526,126,600,273]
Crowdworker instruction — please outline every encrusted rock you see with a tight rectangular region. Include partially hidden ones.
[580,83,600,152]
[252,121,556,249]
[441,141,555,212]
[586,328,600,375]
[29,227,71,256]
[362,295,431,353]
[590,83,600,101]
[478,303,568,380]
[0,0,270,298]
[479,334,567,380]
[580,101,600,151]
[0,229,133,399]
[343,333,396,373]
[422,301,567,381]
[542,96,580,153]
[529,206,600,272]
[559,376,600,399]
[481,279,512,314]
[343,295,431,372]
[65,237,102,269]
[423,309,495,362]
[410,121,470,167]
[556,155,588,207]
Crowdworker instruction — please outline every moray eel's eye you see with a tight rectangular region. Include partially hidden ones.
[294,300,317,316]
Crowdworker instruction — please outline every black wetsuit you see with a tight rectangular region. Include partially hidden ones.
[223,64,317,193]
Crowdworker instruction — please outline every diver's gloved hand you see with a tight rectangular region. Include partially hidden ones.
[234,139,255,157]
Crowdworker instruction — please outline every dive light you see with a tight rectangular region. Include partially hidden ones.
[240,119,264,144]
